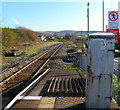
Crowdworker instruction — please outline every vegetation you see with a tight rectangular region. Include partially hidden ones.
[47,37,68,42]
[115,36,120,57]
[2,27,60,66]
[2,28,18,54]
[113,74,120,90]
[115,43,120,50]
[112,74,120,105]
[2,27,39,55]
[25,42,59,55]
[64,33,78,42]
[16,27,38,42]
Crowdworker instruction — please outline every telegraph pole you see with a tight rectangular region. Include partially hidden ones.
[87,3,90,36]
[102,0,104,31]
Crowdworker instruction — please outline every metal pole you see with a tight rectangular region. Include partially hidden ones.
[102,0,104,31]
[87,3,89,36]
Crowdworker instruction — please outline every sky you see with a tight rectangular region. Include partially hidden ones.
[1,0,120,31]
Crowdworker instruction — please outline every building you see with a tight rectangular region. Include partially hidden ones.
[38,35,47,41]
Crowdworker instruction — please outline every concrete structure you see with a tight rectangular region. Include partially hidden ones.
[79,52,87,73]
[86,33,115,108]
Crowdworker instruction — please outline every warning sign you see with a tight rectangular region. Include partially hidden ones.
[108,11,119,29]
[109,11,118,21]
[106,29,119,44]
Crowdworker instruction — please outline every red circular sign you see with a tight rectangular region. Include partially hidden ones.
[109,11,118,21]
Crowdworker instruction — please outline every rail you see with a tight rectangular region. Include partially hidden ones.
[4,69,50,110]
[0,44,62,95]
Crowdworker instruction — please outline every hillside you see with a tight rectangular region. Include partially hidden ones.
[2,27,60,66]
[2,27,39,54]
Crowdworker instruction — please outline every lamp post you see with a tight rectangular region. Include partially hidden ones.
[102,0,104,31]
[87,3,89,36]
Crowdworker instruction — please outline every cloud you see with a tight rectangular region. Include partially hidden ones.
[28,26,42,31]
[14,19,20,25]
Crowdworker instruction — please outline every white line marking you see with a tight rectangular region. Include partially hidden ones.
[114,59,119,63]
[4,68,49,110]
[115,49,120,53]
[17,96,42,100]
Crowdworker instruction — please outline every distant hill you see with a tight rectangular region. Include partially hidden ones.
[36,30,103,37]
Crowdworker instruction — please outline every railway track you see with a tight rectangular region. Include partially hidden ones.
[4,69,50,110]
[45,77,86,96]
[0,44,62,95]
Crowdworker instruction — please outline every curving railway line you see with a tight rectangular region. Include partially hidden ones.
[0,44,62,95]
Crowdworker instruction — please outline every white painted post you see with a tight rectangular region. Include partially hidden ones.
[118,1,120,35]
[86,33,115,108]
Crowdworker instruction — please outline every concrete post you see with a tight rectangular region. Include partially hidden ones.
[86,33,115,108]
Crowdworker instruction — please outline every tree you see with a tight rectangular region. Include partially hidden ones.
[64,33,71,40]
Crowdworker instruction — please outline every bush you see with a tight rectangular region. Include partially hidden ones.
[2,28,18,54]
[2,27,39,55]
[16,27,38,42]
[115,43,120,50]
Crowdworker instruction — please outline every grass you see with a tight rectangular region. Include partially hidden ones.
[25,42,59,55]
[67,44,72,48]
[2,57,11,66]
[2,41,59,66]
[2,62,10,66]
[113,74,120,90]
[63,61,86,77]
[25,44,45,55]
[64,61,79,70]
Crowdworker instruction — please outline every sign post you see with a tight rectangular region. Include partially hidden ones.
[108,11,119,29]
[107,11,119,44]
[106,29,119,44]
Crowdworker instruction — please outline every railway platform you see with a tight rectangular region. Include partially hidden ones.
[2,43,119,109]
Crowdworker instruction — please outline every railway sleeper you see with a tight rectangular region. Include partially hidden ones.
[54,78,59,94]
[76,78,84,95]
[56,78,61,94]
[77,78,85,90]
[52,78,58,94]
[60,78,65,94]
[72,78,79,94]
[65,78,69,94]
[77,78,85,95]
[47,78,55,94]
[68,78,74,95]
[58,78,62,95]
[74,78,83,94]
[45,77,85,96]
